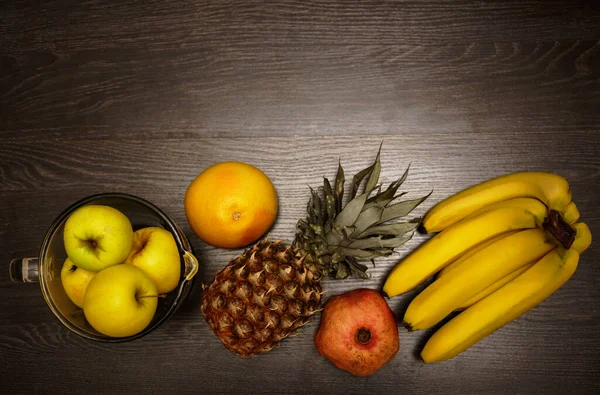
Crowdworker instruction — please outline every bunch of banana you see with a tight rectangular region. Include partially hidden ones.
[381,171,592,363]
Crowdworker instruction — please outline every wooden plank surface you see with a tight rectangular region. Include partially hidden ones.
[1,1,600,394]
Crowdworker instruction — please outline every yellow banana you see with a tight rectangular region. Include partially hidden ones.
[421,249,579,363]
[571,222,592,253]
[422,172,571,234]
[383,198,548,297]
[459,222,589,311]
[404,228,556,330]
[437,231,520,278]
[421,223,591,363]
[562,201,580,224]
[440,202,576,280]
[458,262,534,310]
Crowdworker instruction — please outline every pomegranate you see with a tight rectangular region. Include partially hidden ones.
[314,288,399,376]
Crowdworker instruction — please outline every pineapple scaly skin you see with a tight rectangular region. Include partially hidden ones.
[201,148,429,356]
[201,240,322,357]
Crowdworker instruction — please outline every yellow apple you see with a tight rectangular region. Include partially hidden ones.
[125,227,181,294]
[60,257,96,308]
[83,264,158,337]
[63,205,133,272]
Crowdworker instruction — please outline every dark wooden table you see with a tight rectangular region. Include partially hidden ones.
[2,1,600,394]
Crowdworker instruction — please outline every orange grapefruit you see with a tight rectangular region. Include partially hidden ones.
[184,161,278,249]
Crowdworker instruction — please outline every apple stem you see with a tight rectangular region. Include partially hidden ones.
[356,328,371,344]
[138,294,167,299]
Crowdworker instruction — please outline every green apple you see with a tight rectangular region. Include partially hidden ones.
[63,205,134,272]
[83,264,158,337]
[125,227,181,294]
[60,257,96,308]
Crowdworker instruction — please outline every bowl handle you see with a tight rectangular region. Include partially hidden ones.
[9,258,39,283]
[182,251,199,281]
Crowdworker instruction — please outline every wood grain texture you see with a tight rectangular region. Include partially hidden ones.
[2,41,600,137]
[2,1,600,394]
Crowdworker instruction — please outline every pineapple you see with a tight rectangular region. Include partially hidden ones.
[201,148,429,356]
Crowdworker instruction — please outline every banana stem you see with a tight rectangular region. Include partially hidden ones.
[543,210,576,249]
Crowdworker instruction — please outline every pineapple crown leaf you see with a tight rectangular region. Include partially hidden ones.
[333,192,369,228]
[293,147,429,280]
[356,222,419,238]
[322,178,335,217]
[364,149,382,194]
[379,193,432,223]
[348,257,370,277]
[364,164,410,208]
[346,233,414,250]
[348,142,381,200]
[337,246,395,259]
[334,159,345,213]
